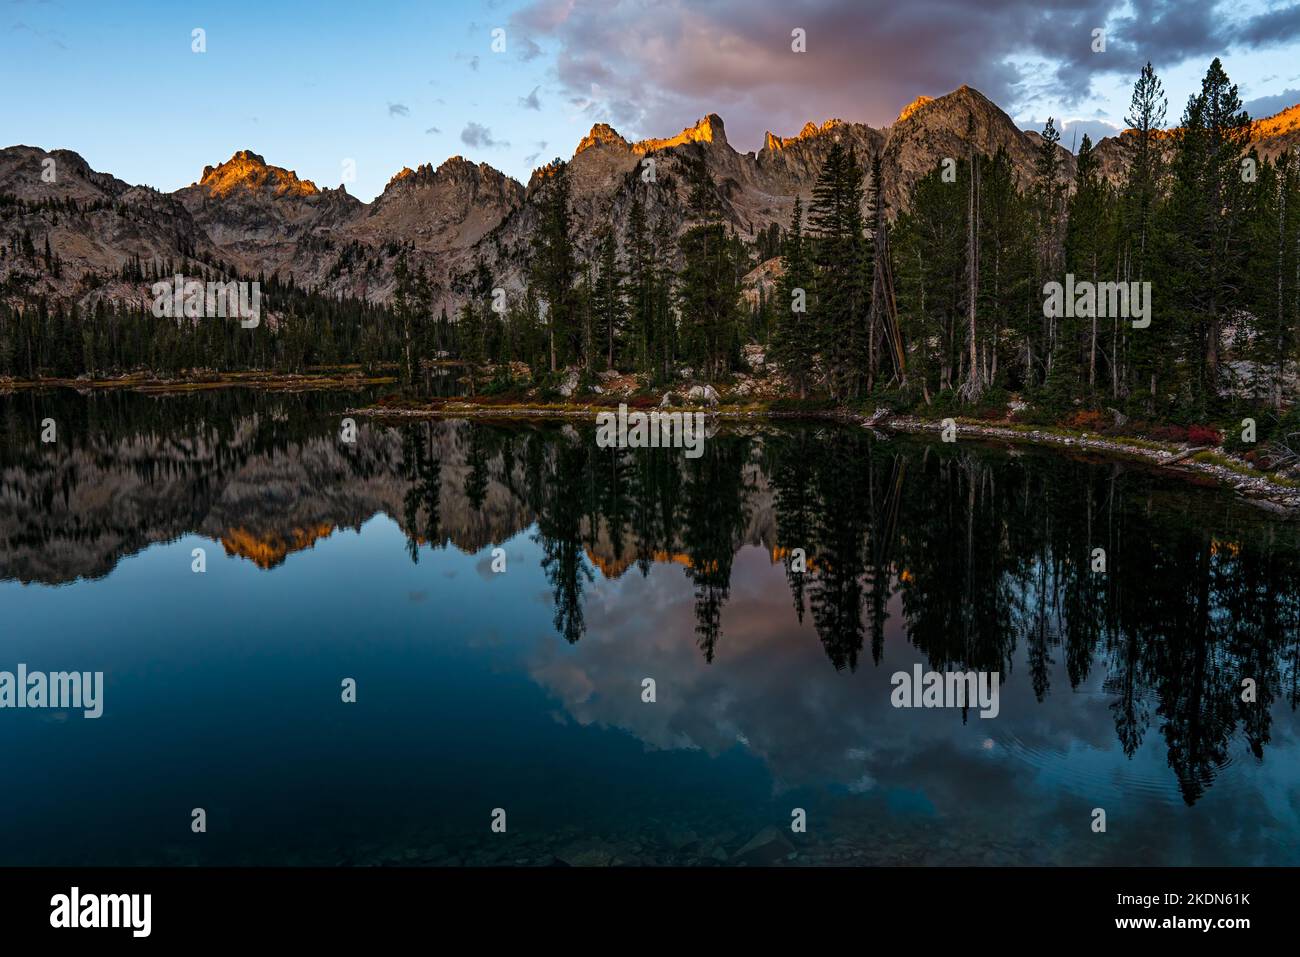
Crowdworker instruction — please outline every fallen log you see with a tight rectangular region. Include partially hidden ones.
[1162,446,1211,466]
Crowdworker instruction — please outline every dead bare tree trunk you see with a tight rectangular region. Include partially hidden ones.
[959,132,983,403]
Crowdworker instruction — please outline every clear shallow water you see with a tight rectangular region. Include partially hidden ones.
[1,389,1298,866]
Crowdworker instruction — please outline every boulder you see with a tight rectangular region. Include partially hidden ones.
[731,825,794,865]
[556,840,617,867]
[685,384,720,406]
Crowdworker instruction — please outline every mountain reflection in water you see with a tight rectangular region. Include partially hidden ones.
[1,389,1298,866]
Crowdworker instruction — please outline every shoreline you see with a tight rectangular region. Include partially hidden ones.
[0,371,396,393]
[349,400,1300,514]
[4,377,1294,513]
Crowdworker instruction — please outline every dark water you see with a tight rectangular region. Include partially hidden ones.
[1,388,1298,866]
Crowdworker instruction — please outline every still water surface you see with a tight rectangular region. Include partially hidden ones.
[1,389,1298,865]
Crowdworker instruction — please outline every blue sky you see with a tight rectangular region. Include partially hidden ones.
[5,0,1300,201]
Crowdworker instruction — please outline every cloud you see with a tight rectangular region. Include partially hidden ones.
[1243,89,1300,120]
[509,0,1300,151]
[425,126,442,135]
[461,122,508,149]
[517,36,543,62]
[1234,3,1300,49]
[1021,116,1123,151]
[387,102,410,117]
[11,17,66,49]
[519,85,542,110]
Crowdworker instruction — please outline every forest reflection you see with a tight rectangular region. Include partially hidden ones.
[402,416,1300,806]
[4,389,1299,807]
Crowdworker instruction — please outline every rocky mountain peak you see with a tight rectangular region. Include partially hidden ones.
[197,150,320,199]
[895,95,935,124]
[634,113,727,153]
[575,123,631,155]
[376,155,519,201]
[762,119,847,152]
[0,145,128,202]
[1251,101,1300,138]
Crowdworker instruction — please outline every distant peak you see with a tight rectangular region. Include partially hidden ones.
[380,155,507,193]
[575,123,629,155]
[384,165,426,189]
[634,113,727,153]
[198,150,319,198]
[1252,100,1300,137]
[763,119,845,151]
[896,96,934,124]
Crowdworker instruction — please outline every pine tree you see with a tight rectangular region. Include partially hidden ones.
[676,157,742,380]
[457,300,484,395]
[974,148,1030,397]
[1161,58,1253,413]
[624,198,650,374]
[1119,62,1167,403]
[1062,134,1114,397]
[1245,151,1300,409]
[807,143,869,399]
[393,252,416,387]
[590,230,626,370]
[894,161,968,400]
[772,197,815,397]
[1031,118,1066,387]
[530,161,579,372]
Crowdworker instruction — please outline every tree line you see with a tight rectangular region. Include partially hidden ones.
[888,57,1296,421]
[3,57,1296,424]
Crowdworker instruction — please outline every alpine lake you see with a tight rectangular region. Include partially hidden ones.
[2,387,1298,867]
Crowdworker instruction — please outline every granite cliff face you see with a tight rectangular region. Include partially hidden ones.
[4,85,1298,318]
[173,149,362,284]
[345,157,524,305]
[0,144,218,307]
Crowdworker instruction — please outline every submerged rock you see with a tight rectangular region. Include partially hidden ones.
[732,825,794,865]
[556,839,617,867]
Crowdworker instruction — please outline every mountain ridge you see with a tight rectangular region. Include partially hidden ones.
[4,84,1299,318]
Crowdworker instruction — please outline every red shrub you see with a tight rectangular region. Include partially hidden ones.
[1064,409,1108,431]
[1186,424,1222,447]
[1148,424,1190,443]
